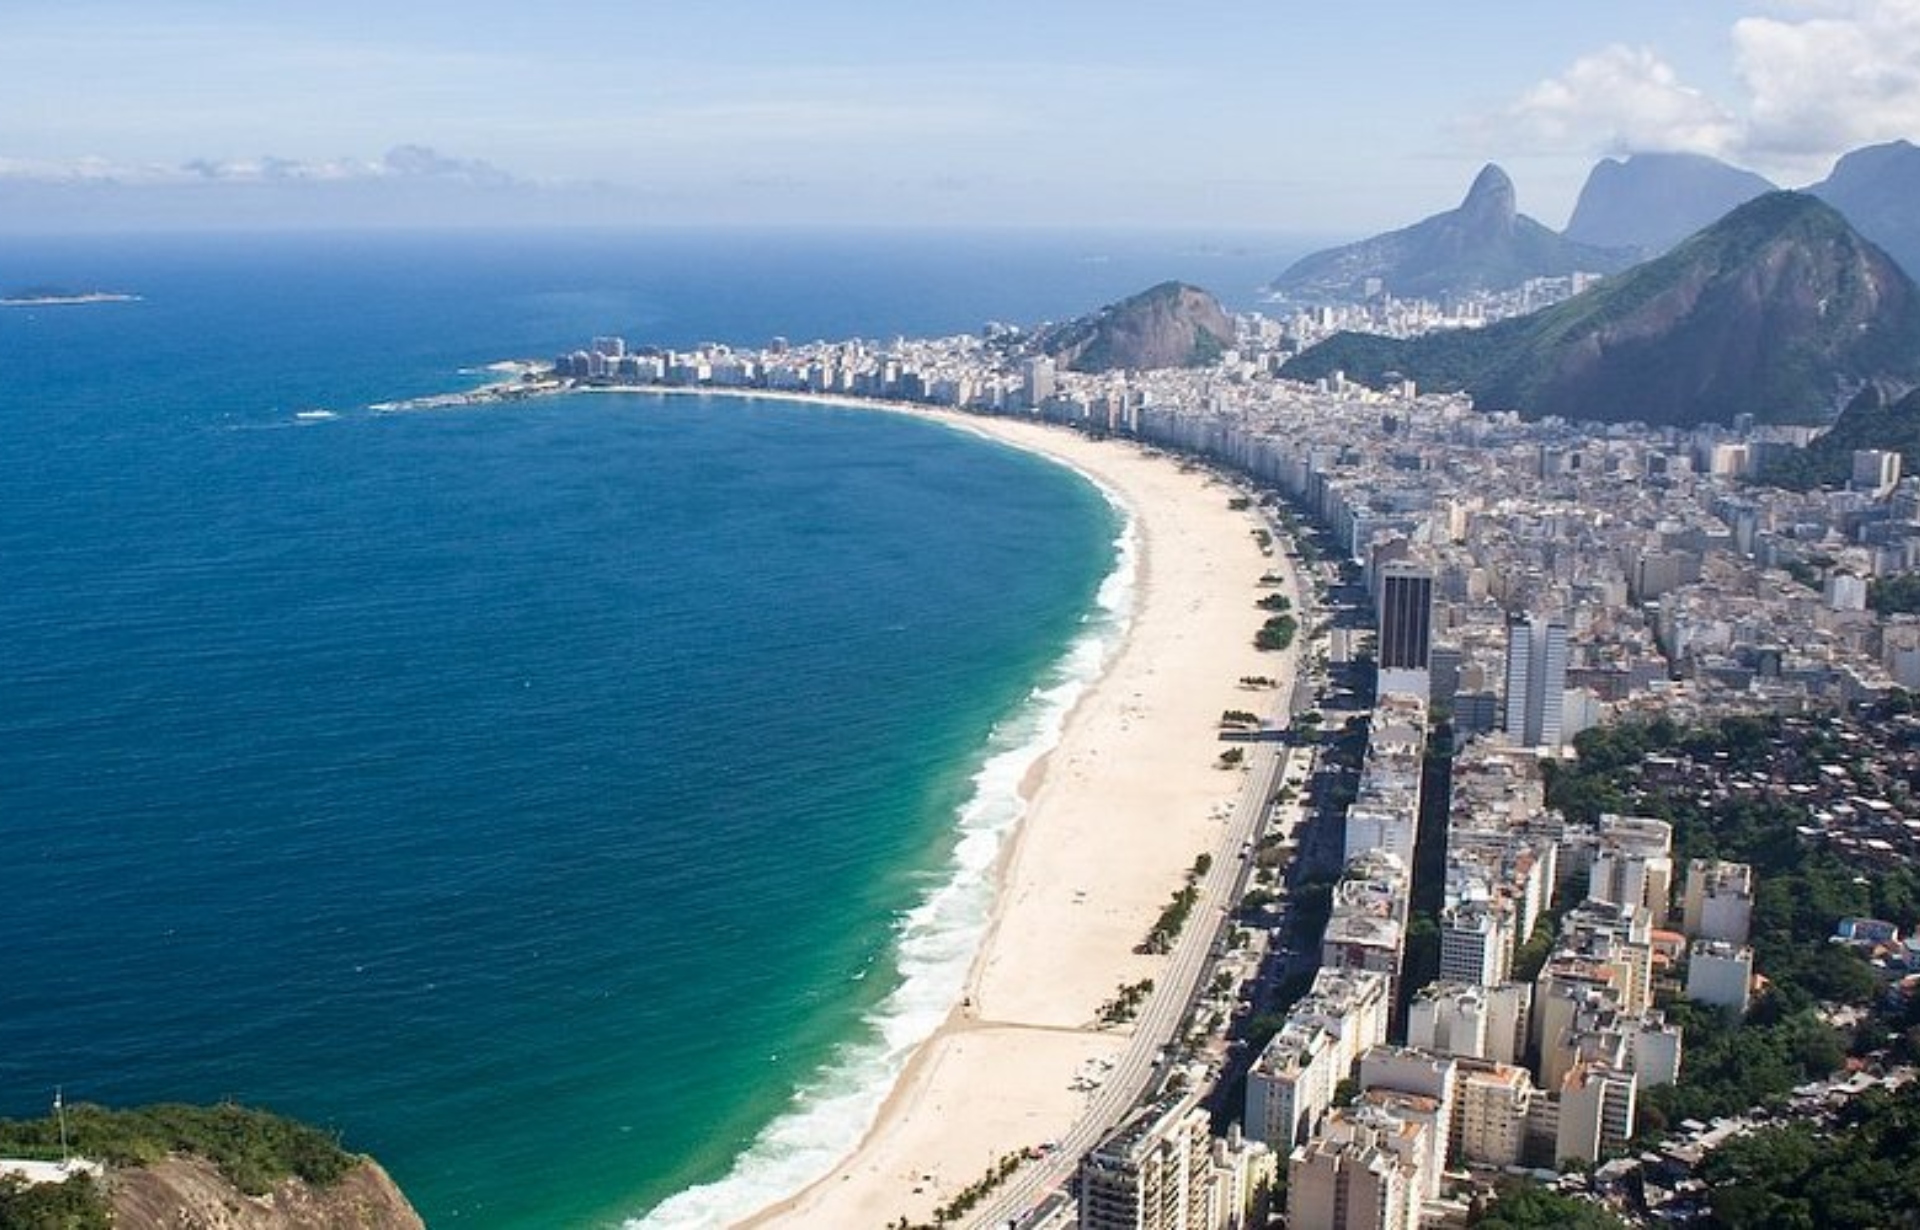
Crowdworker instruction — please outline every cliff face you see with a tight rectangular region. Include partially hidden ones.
[1269,164,1634,302]
[110,1156,425,1230]
[1283,192,1920,426]
[1035,280,1235,372]
[1563,152,1776,255]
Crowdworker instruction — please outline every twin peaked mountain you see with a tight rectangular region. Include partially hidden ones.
[1280,191,1920,426]
[1270,141,1920,301]
[1039,146,1920,428]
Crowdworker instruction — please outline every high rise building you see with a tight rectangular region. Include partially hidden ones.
[1682,859,1754,945]
[1377,564,1434,700]
[1556,1062,1637,1165]
[1206,1129,1278,1230]
[1589,815,1674,928]
[1021,355,1057,409]
[1358,1047,1457,1198]
[1287,1107,1425,1230]
[1408,981,1531,1068]
[1245,970,1392,1149]
[1502,614,1569,749]
[1685,940,1754,1014]
[1079,1091,1215,1230]
[1438,901,1515,987]
[1853,448,1902,495]
[1454,1061,1537,1168]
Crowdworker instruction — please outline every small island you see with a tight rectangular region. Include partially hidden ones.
[0,286,141,307]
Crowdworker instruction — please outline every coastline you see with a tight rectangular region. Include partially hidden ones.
[375,379,1300,1227]
[634,393,1287,1227]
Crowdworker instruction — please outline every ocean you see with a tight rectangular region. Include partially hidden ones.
[0,228,1302,1225]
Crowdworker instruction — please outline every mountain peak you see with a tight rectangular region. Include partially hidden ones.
[1460,163,1517,223]
[1268,163,1627,303]
[1810,140,1920,282]
[1829,138,1919,176]
[1032,281,1233,373]
[1563,152,1776,254]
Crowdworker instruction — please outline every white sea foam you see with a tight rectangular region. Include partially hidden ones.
[631,487,1137,1229]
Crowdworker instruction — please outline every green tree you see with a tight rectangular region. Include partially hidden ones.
[0,1174,111,1230]
[1468,1182,1626,1229]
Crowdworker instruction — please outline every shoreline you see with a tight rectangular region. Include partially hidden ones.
[603,391,1289,1227]
[402,379,1294,1227]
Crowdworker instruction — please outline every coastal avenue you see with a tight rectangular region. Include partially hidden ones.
[967,736,1289,1229]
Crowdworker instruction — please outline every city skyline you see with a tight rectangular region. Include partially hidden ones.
[4,0,1917,233]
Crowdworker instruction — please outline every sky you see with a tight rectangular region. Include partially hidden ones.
[1,0,1916,235]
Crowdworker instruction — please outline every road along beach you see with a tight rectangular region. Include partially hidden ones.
[737,408,1300,1228]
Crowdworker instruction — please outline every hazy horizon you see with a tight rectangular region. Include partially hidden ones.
[4,2,1918,236]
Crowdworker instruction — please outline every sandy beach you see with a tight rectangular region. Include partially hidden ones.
[736,407,1296,1228]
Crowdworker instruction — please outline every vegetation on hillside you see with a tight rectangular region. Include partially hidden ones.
[1700,1085,1920,1228]
[1544,713,1920,1135]
[1468,1182,1628,1229]
[0,1103,356,1197]
[1761,384,1920,491]
[0,1172,110,1230]
[1872,570,1920,616]
[1033,281,1234,373]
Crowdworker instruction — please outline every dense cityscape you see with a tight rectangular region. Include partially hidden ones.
[11,7,1920,1230]
[517,305,1920,1228]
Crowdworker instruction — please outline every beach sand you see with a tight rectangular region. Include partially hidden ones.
[743,410,1296,1228]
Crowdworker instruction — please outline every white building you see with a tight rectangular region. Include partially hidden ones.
[1206,1130,1277,1230]
[1438,901,1515,986]
[1826,572,1870,613]
[1503,613,1569,750]
[1408,981,1490,1062]
[1454,1062,1537,1168]
[1080,1091,1216,1230]
[1556,1062,1637,1165]
[1358,1047,1457,1198]
[1852,448,1902,496]
[1245,969,1392,1149]
[1345,800,1420,870]
[1627,1015,1684,1087]
[1289,1106,1425,1230]
[1589,815,1675,928]
[1322,852,1411,1006]
[1685,939,1755,1015]
[1682,859,1754,946]
[1408,981,1531,1067]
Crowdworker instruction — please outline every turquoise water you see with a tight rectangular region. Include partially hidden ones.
[0,230,1294,1224]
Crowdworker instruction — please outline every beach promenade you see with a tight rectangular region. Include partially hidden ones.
[745,412,1302,1228]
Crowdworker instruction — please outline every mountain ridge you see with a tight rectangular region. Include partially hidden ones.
[1279,191,1920,427]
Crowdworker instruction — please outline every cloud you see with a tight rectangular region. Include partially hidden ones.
[379,145,518,186]
[1733,0,1920,166]
[1484,1,1920,181]
[1493,44,1741,158]
[0,145,520,187]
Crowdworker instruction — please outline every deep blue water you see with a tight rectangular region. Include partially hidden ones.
[0,229,1300,1225]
